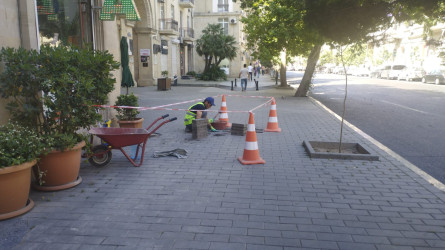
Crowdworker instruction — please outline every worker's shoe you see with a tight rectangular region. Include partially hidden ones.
[184,127,192,133]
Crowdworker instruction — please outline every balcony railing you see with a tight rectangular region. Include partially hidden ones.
[217,4,228,12]
[159,19,179,34]
[179,0,194,8]
[180,28,194,39]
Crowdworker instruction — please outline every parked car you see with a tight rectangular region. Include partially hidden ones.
[353,67,370,77]
[369,67,384,78]
[332,66,345,75]
[381,65,406,80]
[379,65,392,79]
[397,67,424,81]
[421,69,445,84]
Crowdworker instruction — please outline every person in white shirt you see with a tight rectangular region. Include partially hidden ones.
[239,64,249,91]
[247,63,253,82]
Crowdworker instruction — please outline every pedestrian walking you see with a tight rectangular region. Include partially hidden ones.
[257,65,261,78]
[239,64,249,91]
[247,63,253,82]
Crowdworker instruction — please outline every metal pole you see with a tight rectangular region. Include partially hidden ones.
[255,80,259,91]
[231,81,234,91]
[235,78,237,87]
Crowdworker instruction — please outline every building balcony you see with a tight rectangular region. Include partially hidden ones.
[180,28,194,42]
[179,0,194,8]
[159,19,179,36]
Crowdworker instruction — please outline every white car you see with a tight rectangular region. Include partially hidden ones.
[381,65,406,80]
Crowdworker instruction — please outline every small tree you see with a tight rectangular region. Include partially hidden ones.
[336,43,365,152]
[196,24,237,80]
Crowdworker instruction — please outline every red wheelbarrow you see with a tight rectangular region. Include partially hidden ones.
[88,114,177,167]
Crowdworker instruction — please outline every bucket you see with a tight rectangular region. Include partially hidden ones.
[211,120,228,130]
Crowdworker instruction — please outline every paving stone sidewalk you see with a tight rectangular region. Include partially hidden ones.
[2,78,445,250]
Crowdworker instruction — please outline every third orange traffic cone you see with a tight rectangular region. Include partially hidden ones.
[218,95,231,128]
[264,98,281,132]
[238,112,265,165]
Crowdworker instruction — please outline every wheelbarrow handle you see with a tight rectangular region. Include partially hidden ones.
[146,114,169,131]
[169,117,177,122]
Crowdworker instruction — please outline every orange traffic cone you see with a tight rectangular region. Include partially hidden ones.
[218,95,231,128]
[264,98,281,132]
[238,112,266,165]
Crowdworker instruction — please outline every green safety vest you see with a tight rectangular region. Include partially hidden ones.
[184,102,204,126]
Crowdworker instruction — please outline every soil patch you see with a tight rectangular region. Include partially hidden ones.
[303,141,379,161]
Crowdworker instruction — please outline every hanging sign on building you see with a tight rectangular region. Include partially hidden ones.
[100,0,141,21]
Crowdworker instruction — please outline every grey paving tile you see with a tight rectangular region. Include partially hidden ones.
[352,235,390,244]
[209,242,246,250]
[181,225,214,233]
[246,244,284,250]
[102,236,140,246]
[301,239,339,249]
[316,232,354,242]
[336,242,377,250]
[172,240,210,249]
[265,237,301,247]
[230,235,264,244]
[195,233,230,242]
[388,237,429,247]
[79,245,118,250]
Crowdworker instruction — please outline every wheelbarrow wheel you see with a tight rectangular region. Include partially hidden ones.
[88,145,112,167]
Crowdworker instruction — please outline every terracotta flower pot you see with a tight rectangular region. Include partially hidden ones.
[0,159,36,220]
[33,141,85,191]
[117,118,144,128]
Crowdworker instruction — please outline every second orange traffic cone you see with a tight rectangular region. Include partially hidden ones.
[218,95,231,128]
[238,112,265,165]
[264,98,281,132]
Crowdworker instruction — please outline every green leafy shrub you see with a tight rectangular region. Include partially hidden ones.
[0,45,119,151]
[115,93,140,121]
[198,65,227,81]
[0,122,47,167]
[186,71,197,77]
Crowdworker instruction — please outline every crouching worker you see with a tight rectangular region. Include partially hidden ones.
[184,97,218,132]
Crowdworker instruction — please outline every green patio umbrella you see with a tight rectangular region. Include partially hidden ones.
[120,36,134,94]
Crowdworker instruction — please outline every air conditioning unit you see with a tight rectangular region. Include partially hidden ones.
[230,18,237,24]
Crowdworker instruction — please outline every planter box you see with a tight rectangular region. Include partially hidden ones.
[157,78,171,91]
[303,140,379,161]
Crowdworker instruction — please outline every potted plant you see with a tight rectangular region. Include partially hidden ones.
[0,45,119,191]
[0,122,47,220]
[157,70,171,90]
[114,93,143,128]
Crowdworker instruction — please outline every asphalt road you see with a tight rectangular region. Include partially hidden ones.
[288,71,445,184]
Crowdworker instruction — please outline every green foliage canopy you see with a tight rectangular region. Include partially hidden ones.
[196,24,237,77]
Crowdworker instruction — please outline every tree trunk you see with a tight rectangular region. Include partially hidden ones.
[215,57,223,67]
[204,56,212,72]
[280,64,287,87]
[294,43,323,97]
[280,50,287,87]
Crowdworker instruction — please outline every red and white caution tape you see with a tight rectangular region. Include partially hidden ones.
[92,95,274,114]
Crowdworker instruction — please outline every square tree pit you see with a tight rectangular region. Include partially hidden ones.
[303,141,379,161]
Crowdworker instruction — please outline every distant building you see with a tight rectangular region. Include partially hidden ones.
[369,21,445,70]
[193,0,248,78]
